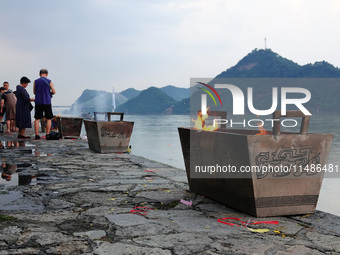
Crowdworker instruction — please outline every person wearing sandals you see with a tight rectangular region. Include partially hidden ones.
[33,69,56,140]
[16,77,34,139]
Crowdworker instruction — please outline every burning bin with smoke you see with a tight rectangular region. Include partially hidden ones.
[178,110,333,217]
[84,112,134,153]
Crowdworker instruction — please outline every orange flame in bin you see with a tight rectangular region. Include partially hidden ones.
[255,116,268,135]
[256,125,268,135]
[192,109,219,131]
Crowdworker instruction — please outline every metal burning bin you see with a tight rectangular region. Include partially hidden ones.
[57,116,83,139]
[84,112,134,153]
[178,111,334,217]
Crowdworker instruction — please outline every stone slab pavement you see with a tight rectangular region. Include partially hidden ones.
[0,131,340,254]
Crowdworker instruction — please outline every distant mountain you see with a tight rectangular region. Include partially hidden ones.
[115,93,129,107]
[116,87,177,114]
[217,48,340,78]
[194,49,340,114]
[160,85,190,101]
[298,61,340,77]
[172,97,190,114]
[120,86,189,102]
[72,89,107,105]
[191,78,340,114]
[120,88,140,99]
[65,89,128,115]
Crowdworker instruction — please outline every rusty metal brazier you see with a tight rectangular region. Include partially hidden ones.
[84,112,133,153]
[57,116,83,139]
[178,111,333,217]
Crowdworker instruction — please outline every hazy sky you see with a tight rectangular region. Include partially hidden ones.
[1,0,340,105]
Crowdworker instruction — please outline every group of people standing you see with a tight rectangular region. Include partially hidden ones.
[0,69,56,140]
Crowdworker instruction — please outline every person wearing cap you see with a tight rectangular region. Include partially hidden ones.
[16,77,34,139]
[33,69,56,140]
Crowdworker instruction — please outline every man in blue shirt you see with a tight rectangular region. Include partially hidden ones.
[33,69,56,140]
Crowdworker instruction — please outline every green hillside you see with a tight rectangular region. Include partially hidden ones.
[217,48,340,78]
[120,86,189,102]
[120,88,140,99]
[198,48,340,113]
[116,87,178,114]
[172,97,190,114]
[298,61,340,77]
[160,85,190,101]
[191,78,340,114]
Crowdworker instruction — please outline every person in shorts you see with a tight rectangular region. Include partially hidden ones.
[33,69,56,140]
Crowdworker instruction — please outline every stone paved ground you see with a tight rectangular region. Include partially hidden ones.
[0,131,340,255]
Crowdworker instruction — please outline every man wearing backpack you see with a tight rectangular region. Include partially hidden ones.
[33,69,56,140]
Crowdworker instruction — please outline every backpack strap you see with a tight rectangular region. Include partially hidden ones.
[40,77,51,89]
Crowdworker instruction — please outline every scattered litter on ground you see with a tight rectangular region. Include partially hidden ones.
[130,206,154,216]
[180,199,192,206]
[217,217,279,233]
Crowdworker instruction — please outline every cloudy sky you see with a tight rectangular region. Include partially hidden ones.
[1,0,339,105]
